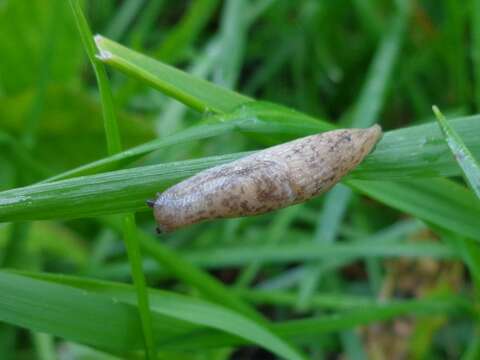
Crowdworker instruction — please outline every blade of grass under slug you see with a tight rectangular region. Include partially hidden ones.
[432,106,480,199]
[2,150,480,241]
[68,1,155,358]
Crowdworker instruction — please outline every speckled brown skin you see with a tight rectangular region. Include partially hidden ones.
[152,125,382,232]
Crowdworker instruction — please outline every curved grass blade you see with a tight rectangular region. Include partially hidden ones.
[433,106,480,199]
[95,35,252,113]
[8,271,307,360]
[0,271,158,353]
[1,270,468,356]
[158,295,471,351]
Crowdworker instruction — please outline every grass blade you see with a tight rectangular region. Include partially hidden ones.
[68,1,155,357]
[158,296,470,350]
[103,217,266,323]
[214,0,248,88]
[0,270,468,356]
[178,242,455,269]
[104,0,145,41]
[68,1,121,155]
[432,106,480,199]
[0,271,147,352]
[348,2,408,128]
[0,123,479,247]
[153,0,219,63]
[44,101,332,181]
[95,35,252,113]
[6,271,307,360]
[348,178,480,240]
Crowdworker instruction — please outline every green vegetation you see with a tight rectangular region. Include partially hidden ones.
[0,0,479,358]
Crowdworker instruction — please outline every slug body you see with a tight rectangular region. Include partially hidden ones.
[152,125,382,232]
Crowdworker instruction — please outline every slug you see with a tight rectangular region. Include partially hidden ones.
[148,125,382,233]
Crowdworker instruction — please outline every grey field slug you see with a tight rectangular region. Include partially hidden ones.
[148,125,382,233]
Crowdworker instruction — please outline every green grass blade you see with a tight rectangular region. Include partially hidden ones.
[153,0,219,63]
[154,38,222,137]
[44,101,332,181]
[120,214,155,358]
[7,271,307,360]
[104,0,145,41]
[314,184,352,243]
[83,221,434,282]
[95,35,252,113]
[348,3,408,128]
[179,242,455,269]
[234,205,303,288]
[351,115,480,180]
[1,270,468,356]
[68,1,121,155]
[32,332,56,360]
[0,152,248,221]
[127,0,166,49]
[68,2,154,357]
[348,178,480,240]
[433,106,480,199]
[157,296,471,350]
[1,121,479,248]
[103,217,266,322]
[214,0,248,88]
[0,271,147,352]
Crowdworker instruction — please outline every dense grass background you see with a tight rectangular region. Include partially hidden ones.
[1,0,480,359]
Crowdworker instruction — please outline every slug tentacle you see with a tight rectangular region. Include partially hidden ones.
[152,125,382,232]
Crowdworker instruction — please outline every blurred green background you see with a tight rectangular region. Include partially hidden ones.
[0,0,479,359]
